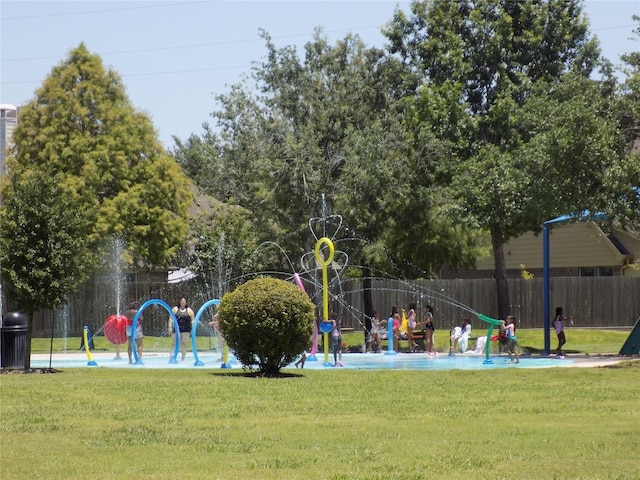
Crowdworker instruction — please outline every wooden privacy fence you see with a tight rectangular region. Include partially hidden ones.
[340,277,639,331]
[20,275,640,337]
[10,273,215,338]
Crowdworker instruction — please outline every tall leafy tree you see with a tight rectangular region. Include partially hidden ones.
[185,30,481,271]
[175,31,482,329]
[0,171,93,313]
[384,0,632,318]
[616,15,640,149]
[608,15,640,231]
[0,43,193,313]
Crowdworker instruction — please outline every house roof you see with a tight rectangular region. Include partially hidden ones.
[475,221,637,270]
[612,229,640,258]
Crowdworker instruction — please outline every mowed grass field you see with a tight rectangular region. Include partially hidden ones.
[3,329,639,479]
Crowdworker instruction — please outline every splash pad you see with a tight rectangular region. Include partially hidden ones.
[31,350,577,370]
[39,195,574,371]
[104,200,506,369]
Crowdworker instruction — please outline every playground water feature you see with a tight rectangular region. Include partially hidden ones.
[31,350,576,371]
[28,195,567,371]
[69,255,568,372]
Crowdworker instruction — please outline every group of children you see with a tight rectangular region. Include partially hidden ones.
[121,298,570,368]
[496,308,570,363]
[366,303,436,354]
[366,305,476,356]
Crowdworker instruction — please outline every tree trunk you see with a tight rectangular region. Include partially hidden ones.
[491,226,510,320]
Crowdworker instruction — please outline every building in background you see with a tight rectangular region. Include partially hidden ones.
[0,104,18,176]
[442,222,640,279]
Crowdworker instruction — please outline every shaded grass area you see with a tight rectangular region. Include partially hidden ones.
[2,365,639,479]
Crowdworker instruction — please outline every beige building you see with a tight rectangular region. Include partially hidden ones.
[445,222,640,279]
[0,104,18,176]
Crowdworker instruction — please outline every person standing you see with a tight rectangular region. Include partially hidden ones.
[502,315,519,363]
[294,351,307,368]
[387,306,399,352]
[125,301,143,364]
[170,297,195,361]
[553,307,567,358]
[391,312,402,352]
[207,312,226,361]
[407,302,418,352]
[422,305,435,354]
[368,311,383,352]
[330,312,343,367]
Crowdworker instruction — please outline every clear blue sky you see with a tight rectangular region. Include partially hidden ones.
[2,1,638,148]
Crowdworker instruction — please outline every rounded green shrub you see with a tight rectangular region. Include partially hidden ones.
[218,277,314,376]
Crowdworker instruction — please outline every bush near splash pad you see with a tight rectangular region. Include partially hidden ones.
[217,278,315,376]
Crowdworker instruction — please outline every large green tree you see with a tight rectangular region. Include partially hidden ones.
[175,31,482,328]
[616,16,640,149]
[0,171,93,313]
[384,0,634,318]
[177,30,484,271]
[0,43,193,313]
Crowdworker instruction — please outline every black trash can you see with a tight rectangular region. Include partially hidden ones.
[1,311,30,369]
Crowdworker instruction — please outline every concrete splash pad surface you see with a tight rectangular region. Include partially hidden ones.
[30,351,623,371]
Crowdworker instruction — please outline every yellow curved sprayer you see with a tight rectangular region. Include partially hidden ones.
[83,326,98,366]
[314,237,335,367]
[222,342,230,368]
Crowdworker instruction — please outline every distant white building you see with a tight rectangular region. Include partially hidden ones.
[0,104,18,176]
[168,268,197,284]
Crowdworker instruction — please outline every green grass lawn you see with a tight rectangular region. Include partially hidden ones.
[2,362,639,479]
[5,329,640,479]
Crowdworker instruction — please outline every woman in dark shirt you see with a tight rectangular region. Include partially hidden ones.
[422,305,435,354]
[169,297,195,361]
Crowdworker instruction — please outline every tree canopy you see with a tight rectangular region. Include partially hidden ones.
[383,0,637,318]
[0,43,193,313]
[175,31,481,276]
[608,15,640,229]
[174,4,639,324]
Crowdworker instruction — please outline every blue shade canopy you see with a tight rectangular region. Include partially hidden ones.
[546,186,640,225]
[544,210,609,225]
